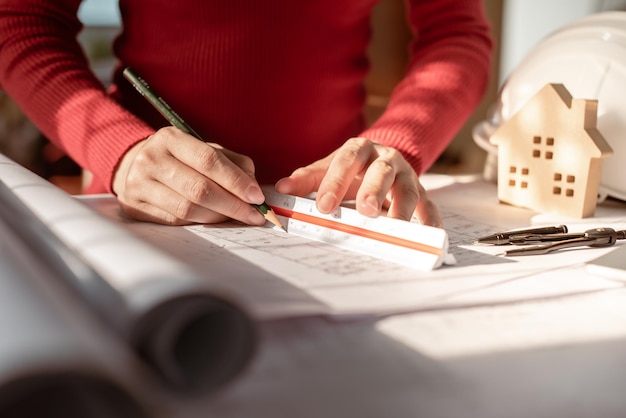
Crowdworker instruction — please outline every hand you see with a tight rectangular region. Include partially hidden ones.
[275,137,442,227]
[112,126,267,226]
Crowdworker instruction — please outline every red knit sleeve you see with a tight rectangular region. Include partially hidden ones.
[0,0,154,193]
[360,0,493,174]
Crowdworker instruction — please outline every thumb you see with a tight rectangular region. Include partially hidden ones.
[275,163,327,197]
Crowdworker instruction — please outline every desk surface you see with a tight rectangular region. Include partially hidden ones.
[81,175,626,322]
[143,175,626,417]
[4,155,626,417]
[186,292,626,418]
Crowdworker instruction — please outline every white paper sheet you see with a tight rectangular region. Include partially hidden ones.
[80,174,626,319]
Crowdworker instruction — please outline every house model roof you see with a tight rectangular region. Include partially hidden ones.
[489,83,613,218]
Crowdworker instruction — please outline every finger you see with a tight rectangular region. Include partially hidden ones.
[274,159,329,197]
[316,137,373,213]
[161,128,265,204]
[148,159,266,225]
[355,155,399,218]
[385,178,422,222]
[122,146,265,225]
[411,183,443,228]
[213,144,257,178]
[118,180,229,225]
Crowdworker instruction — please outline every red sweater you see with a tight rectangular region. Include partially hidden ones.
[0,0,492,193]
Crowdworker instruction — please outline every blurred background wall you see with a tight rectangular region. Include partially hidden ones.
[3,0,626,191]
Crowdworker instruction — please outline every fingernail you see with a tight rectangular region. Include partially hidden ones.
[362,195,379,216]
[274,178,287,193]
[246,185,265,204]
[317,192,336,213]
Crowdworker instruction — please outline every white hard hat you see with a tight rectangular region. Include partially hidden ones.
[474,11,626,201]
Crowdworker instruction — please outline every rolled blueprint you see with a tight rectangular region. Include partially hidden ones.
[0,216,147,417]
[0,154,256,392]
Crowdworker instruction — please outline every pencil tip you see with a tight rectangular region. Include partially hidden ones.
[265,209,285,232]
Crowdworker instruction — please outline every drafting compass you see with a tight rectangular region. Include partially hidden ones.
[477,225,626,256]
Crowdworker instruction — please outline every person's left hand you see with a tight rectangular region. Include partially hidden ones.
[275,137,442,227]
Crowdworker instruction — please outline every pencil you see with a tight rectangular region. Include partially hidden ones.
[122,67,284,230]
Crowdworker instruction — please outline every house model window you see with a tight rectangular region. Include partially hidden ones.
[489,83,613,218]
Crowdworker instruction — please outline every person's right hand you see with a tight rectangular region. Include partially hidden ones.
[112,126,268,226]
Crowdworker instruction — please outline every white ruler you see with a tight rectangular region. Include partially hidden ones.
[263,189,450,271]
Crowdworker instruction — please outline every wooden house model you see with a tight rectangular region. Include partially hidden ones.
[490,83,613,218]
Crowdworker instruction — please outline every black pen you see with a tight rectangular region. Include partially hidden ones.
[122,67,284,230]
[475,225,568,245]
